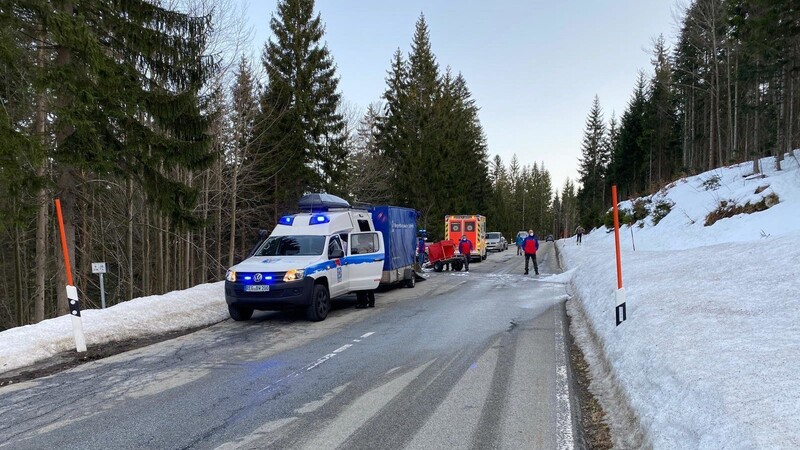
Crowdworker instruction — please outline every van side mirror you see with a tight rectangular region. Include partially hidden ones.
[329,249,345,259]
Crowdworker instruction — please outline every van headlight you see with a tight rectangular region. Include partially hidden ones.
[225,270,236,282]
[284,269,305,282]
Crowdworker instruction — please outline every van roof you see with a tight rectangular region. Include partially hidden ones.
[272,209,373,237]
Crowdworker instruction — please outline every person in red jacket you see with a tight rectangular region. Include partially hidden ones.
[458,235,473,271]
[522,230,539,275]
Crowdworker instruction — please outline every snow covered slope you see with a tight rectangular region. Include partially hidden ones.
[559,150,800,449]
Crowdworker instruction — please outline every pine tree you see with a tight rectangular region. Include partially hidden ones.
[609,73,648,198]
[4,1,216,315]
[642,35,680,189]
[577,95,607,227]
[256,0,347,216]
[375,49,411,206]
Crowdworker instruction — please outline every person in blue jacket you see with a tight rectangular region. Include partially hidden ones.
[515,233,524,256]
[522,230,539,275]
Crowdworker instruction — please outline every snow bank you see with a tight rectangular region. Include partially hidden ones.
[0,282,227,375]
[561,151,800,448]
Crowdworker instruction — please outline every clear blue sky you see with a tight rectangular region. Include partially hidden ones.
[247,0,680,191]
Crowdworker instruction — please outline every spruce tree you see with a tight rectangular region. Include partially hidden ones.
[4,1,216,313]
[257,0,347,215]
[375,49,411,205]
[577,95,607,227]
[609,73,648,198]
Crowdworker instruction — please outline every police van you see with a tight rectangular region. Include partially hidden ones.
[224,194,385,322]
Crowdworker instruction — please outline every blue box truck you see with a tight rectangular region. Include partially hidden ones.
[369,205,418,288]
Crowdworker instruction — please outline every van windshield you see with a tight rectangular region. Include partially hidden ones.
[256,235,325,256]
[487,232,501,239]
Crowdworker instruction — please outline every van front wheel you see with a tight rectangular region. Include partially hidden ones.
[306,284,330,321]
[229,304,254,321]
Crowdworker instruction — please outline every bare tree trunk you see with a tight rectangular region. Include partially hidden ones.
[164,223,170,293]
[185,230,191,289]
[227,163,238,267]
[215,161,222,279]
[126,179,134,300]
[776,71,785,171]
[143,207,150,296]
[14,223,24,326]
[733,54,739,161]
[158,213,164,293]
[753,87,760,174]
[708,101,715,170]
[201,171,209,283]
[79,186,91,306]
[54,3,76,316]
[727,43,734,161]
[34,70,48,324]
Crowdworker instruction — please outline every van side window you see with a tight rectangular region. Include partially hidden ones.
[357,220,371,232]
[350,233,378,254]
[328,236,344,258]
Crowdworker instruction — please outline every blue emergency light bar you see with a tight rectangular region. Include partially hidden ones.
[309,214,330,225]
[279,215,294,225]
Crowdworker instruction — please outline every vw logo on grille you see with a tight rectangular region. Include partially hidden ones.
[254,273,263,282]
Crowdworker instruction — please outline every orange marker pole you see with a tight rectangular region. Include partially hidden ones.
[55,199,73,285]
[611,186,627,325]
[55,198,87,352]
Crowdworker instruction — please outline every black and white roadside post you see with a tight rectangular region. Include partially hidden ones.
[92,262,107,309]
[612,185,627,326]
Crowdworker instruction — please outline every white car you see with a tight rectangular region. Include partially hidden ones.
[486,232,504,252]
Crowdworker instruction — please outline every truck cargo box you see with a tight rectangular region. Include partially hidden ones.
[370,206,417,285]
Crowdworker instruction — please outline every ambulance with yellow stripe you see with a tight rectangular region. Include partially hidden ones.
[445,215,487,262]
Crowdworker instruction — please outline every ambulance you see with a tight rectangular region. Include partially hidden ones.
[444,214,487,262]
[224,194,385,322]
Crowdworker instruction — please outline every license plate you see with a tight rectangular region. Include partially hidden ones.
[244,285,270,292]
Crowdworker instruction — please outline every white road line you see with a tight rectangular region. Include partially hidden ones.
[306,353,337,371]
[352,339,361,342]
[333,344,353,353]
[555,303,575,450]
[360,332,375,338]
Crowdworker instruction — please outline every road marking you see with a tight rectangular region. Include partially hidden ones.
[306,353,337,371]
[554,303,575,450]
[260,334,377,392]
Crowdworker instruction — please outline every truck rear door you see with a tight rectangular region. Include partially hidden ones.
[346,232,385,291]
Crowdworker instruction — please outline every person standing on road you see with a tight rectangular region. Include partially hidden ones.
[523,230,539,275]
[515,233,524,256]
[417,235,427,269]
[458,235,473,272]
[575,225,585,245]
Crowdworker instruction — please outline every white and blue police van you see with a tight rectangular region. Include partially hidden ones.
[224,194,385,322]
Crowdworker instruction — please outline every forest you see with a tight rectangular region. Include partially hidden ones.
[0,0,796,329]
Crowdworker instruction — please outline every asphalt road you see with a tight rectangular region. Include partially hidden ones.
[0,243,575,450]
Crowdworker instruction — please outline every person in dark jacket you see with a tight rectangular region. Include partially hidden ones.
[575,225,585,245]
[522,230,539,275]
[417,235,427,268]
[458,235,473,271]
